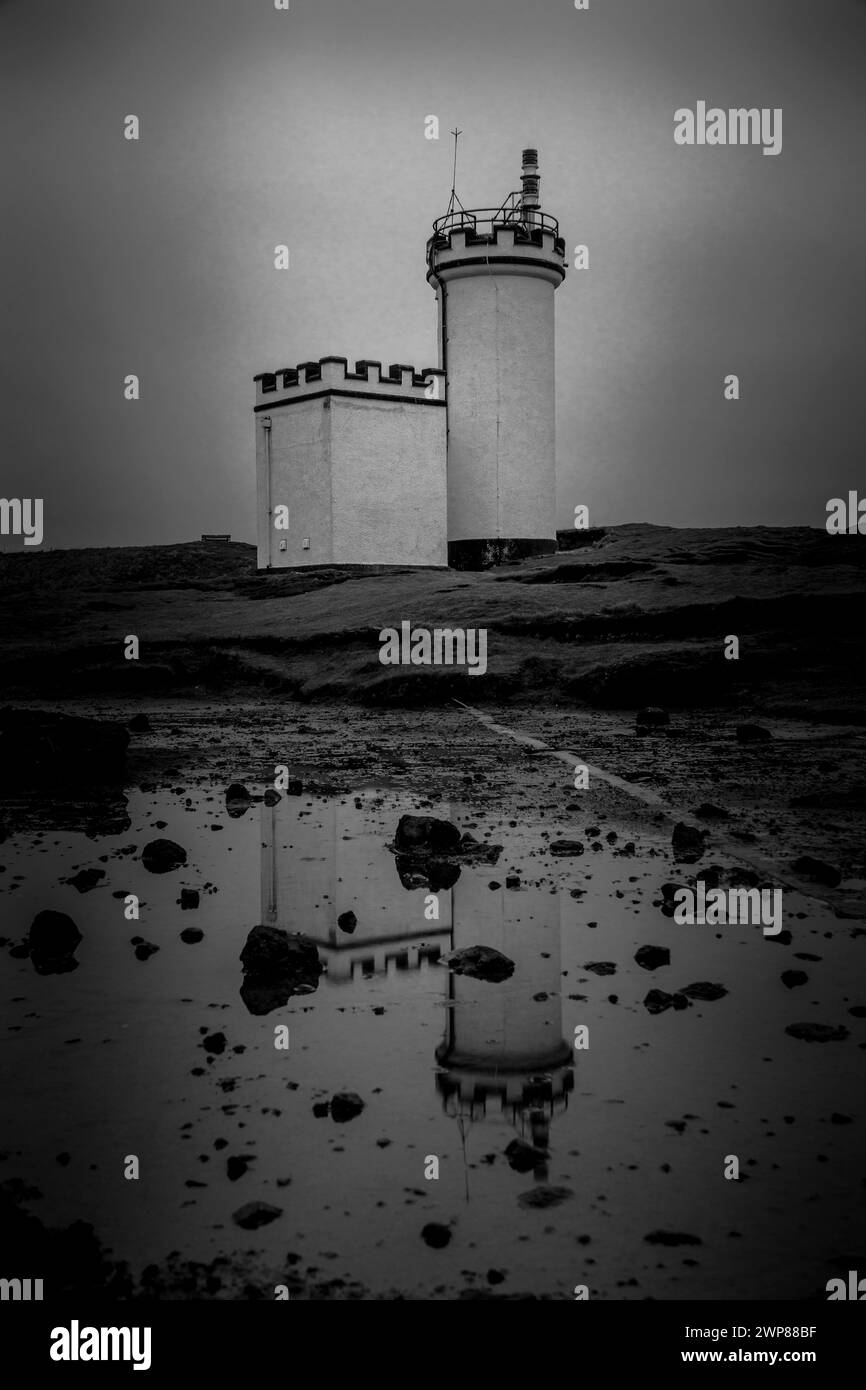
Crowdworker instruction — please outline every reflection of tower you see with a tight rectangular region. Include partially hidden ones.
[427,146,567,569]
[261,792,452,981]
[435,862,573,1166]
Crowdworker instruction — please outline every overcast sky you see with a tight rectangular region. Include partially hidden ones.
[2,0,865,550]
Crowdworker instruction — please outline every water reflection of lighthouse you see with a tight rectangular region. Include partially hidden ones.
[260,791,573,1160]
[435,866,574,1169]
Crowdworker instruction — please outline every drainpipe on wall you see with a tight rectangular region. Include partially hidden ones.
[261,416,272,568]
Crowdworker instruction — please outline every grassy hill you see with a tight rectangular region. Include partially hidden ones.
[1,527,864,717]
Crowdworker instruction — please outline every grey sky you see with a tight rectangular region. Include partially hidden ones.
[2,0,864,549]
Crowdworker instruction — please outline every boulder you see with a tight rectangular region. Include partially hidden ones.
[225,783,252,818]
[394,814,461,854]
[239,926,323,1015]
[671,823,706,862]
[28,910,81,961]
[141,839,187,874]
[440,945,515,983]
[550,840,584,857]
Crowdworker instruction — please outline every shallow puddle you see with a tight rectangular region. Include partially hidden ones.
[2,781,863,1298]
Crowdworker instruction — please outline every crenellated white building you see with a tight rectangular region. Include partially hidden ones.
[254,148,565,571]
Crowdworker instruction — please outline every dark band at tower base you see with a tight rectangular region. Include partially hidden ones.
[448,537,557,571]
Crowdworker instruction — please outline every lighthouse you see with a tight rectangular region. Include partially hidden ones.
[427,147,567,569]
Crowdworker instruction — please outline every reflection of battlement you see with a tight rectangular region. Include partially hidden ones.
[436,1060,574,1113]
[254,356,445,409]
[434,857,574,1139]
[260,796,452,981]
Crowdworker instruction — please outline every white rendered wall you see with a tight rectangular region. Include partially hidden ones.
[256,399,332,567]
[256,394,446,568]
[330,398,446,566]
[443,271,556,543]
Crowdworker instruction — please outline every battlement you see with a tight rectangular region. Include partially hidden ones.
[427,217,567,286]
[254,356,446,411]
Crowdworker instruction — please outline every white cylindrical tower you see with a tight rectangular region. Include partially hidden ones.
[427,147,567,569]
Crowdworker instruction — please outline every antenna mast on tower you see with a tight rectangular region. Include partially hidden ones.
[445,127,466,221]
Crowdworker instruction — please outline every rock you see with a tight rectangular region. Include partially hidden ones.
[263,789,282,806]
[134,941,159,961]
[286,779,303,796]
[141,839,187,874]
[64,868,105,893]
[28,910,81,964]
[440,945,515,983]
[127,713,151,732]
[679,981,728,1001]
[504,1138,547,1173]
[329,1092,365,1122]
[550,840,584,856]
[0,708,129,784]
[644,1230,702,1246]
[226,1155,253,1181]
[225,783,252,818]
[394,814,461,854]
[671,823,706,862]
[785,1022,849,1043]
[239,926,323,1015]
[736,723,772,743]
[781,970,808,989]
[337,911,357,934]
[790,856,841,888]
[395,855,461,892]
[517,1186,574,1210]
[180,889,199,910]
[693,803,728,821]
[232,1201,282,1231]
[636,706,669,727]
[505,875,521,889]
[202,1032,226,1055]
[644,988,690,1015]
[180,927,204,944]
[421,1223,452,1248]
[584,961,616,976]
[635,945,670,971]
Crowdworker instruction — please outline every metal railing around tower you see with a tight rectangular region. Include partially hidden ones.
[430,204,560,240]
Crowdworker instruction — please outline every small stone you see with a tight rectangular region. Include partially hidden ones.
[421,1223,452,1248]
[232,1201,282,1230]
[635,945,670,971]
[781,970,808,989]
[785,1022,849,1043]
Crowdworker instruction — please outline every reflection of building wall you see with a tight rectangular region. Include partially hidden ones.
[260,796,452,981]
